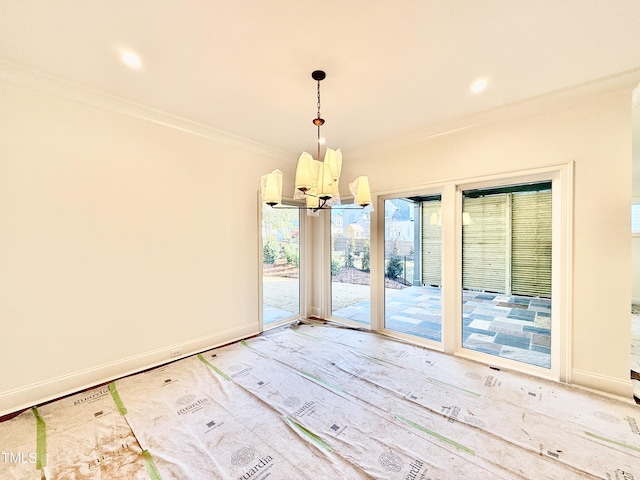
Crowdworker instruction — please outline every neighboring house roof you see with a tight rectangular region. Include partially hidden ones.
[345,223,365,238]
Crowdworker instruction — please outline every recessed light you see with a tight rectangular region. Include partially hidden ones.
[471,78,487,93]
[122,51,142,69]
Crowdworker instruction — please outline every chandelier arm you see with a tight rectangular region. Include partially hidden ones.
[268,202,366,212]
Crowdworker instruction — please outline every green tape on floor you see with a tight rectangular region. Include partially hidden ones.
[284,416,333,452]
[109,382,128,416]
[290,329,323,342]
[425,377,481,398]
[395,413,475,455]
[197,354,232,381]
[31,407,46,470]
[241,340,270,358]
[354,351,404,368]
[585,431,640,453]
[142,450,163,480]
[354,351,481,397]
[298,368,346,393]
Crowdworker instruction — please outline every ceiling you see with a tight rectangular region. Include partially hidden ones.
[2,1,640,159]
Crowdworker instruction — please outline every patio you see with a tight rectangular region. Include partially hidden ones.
[265,279,552,369]
[334,285,552,369]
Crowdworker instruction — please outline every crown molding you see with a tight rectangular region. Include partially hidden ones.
[0,58,290,161]
[350,67,640,161]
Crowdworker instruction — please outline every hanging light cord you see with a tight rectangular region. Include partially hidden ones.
[312,75,325,161]
[317,79,322,161]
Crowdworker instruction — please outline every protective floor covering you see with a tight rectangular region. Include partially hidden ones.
[1,321,639,479]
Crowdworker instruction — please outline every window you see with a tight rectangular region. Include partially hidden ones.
[262,205,301,324]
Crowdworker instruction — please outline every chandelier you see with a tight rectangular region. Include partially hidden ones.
[261,70,372,214]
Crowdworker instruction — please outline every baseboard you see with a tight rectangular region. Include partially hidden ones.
[0,324,259,417]
[570,368,634,401]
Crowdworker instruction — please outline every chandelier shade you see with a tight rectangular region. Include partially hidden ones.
[260,169,283,206]
[293,152,315,194]
[349,176,372,207]
[260,70,372,214]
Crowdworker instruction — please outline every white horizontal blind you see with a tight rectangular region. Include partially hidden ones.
[511,190,552,297]
[421,200,442,286]
[462,195,507,293]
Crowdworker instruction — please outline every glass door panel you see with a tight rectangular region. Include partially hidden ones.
[384,196,442,341]
[262,205,300,324]
[331,206,371,324]
[461,182,552,368]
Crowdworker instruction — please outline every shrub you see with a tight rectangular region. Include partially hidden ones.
[283,243,299,267]
[386,254,403,280]
[263,239,278,264]
[331,256,342,276]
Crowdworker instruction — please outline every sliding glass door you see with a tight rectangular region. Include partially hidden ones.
[461,182,552,368]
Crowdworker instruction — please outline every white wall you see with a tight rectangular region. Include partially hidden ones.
[0,67,292,414]
[343,89,634,397]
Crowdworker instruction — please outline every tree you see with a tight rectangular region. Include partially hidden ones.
[344,238,355,268]
[386,243,403,280]
[263,238,278,264]
[361,242,370,272]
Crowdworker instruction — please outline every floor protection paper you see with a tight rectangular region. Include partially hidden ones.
[114,352,369,479]
[1,321,639,479]
[0,383,149,479]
